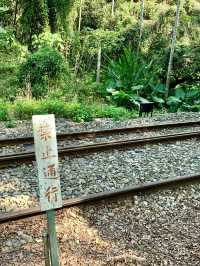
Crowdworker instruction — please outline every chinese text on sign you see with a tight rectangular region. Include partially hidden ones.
[32,115,62,211]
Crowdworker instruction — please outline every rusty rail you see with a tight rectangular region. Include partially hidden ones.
[1,119,200,146]
[0,173,199,224]
[0,130,200,167]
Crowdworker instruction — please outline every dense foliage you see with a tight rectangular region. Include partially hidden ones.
[18,47,67,98]
[0,0,199,122]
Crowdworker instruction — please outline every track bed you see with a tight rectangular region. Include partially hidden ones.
[0,183,200,265]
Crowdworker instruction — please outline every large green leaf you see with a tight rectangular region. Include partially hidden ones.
[0,7,9,13]
[131,85,144,91]
[185,89,200,99]
[152,96,165,104]
[105,48,158,94]
[175,87,185,99]
[167,96,182,106]
[151,84,165,94]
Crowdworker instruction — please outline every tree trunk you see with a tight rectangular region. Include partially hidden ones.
[111,0,115,17]
[74,52,80,75]
[47,0,57,33]
[25,74,32,100]
[96,46,102,83]
[78,0,83,32]
[165,0,181,100]
[137,0,145,53]
[13,0,19,27]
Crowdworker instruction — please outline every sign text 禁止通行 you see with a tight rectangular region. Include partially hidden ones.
[32,115,62,211]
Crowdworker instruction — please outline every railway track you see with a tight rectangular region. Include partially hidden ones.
[1,119,200,265]
[1,119,200,147]
[0,129,200,167]
[1,173,199,223]
[1,176,199,265]
[1,172,200,265]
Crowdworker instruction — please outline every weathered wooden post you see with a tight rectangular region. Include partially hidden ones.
[96,45,102,83]
[32,114,62,266]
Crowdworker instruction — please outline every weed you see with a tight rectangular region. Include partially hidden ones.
[0,103,9,121]
[5,119,17,128]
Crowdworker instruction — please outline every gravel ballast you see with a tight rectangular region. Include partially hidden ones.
[1,112,200,213]
[1,125,200,156]
[1,138,200,213]
[0,183,200,265]
[1,112,200,139]
[1,113,200,265]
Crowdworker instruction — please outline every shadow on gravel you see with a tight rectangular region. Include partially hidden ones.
[1,181,200,265]
[57,185,200,266]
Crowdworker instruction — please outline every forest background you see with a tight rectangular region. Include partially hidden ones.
[0,0,199,124]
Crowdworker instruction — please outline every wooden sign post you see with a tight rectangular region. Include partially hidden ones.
[32,115,62,266]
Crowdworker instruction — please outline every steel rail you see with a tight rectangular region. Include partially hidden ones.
[0,173,199,224]
[0,130,200,167]
[1,120,200,146]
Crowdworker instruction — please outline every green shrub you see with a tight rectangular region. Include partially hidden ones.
[0,73,18,100]
[94,104,135,120]
[14,100,45,119]
[32,32,64,51]
[172,45,200,85]
[0,27,28,57]
[166,83,200,112]
[4,119,17,128]
[38,100,93,122]
[0,102,9,121]
[105,48,158,92]
[14,101,33,119]
[13,100,93,121]
[181,104,200,112]
[71,105,93,122]
[18,47,67,99]
[104,48,160,109]
[10,99,137,122]
[0,30,27,100]
[41,100,66,117]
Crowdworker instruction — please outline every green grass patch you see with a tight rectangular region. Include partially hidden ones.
[1,99,137,122]
[0,102,9,121]
[4,119,17,128]
[93,104,137,120]
[0,52,21,100]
